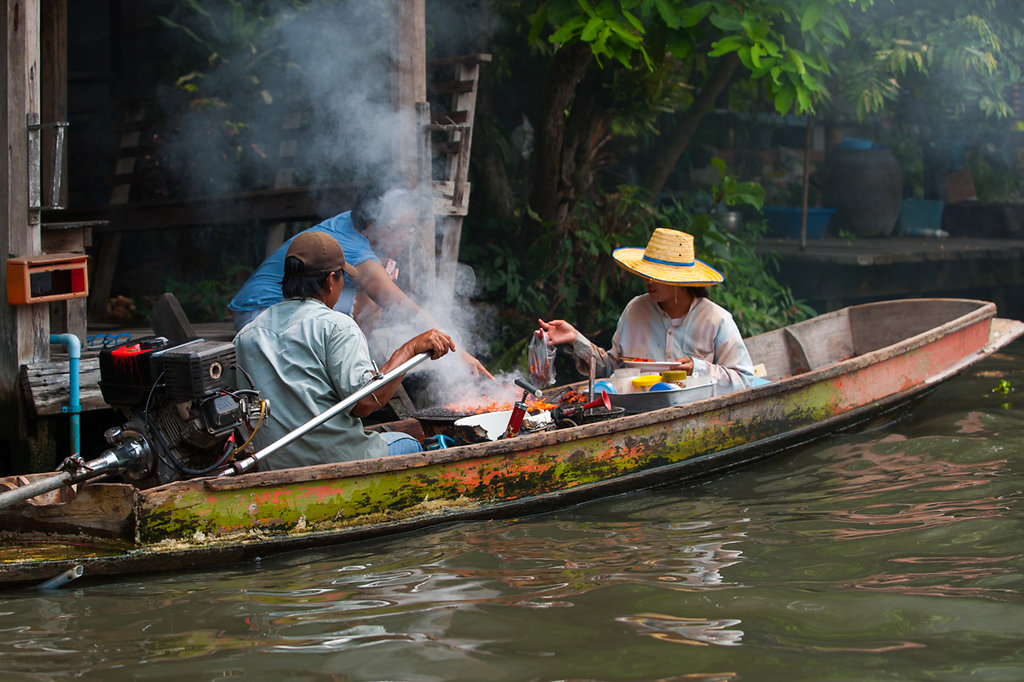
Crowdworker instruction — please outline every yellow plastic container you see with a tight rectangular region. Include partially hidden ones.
[631,374,663,391]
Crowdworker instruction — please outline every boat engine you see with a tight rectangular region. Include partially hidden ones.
[97,336,265,487]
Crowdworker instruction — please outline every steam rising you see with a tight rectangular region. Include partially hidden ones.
[159,0,515,408]
[159,2,408,197]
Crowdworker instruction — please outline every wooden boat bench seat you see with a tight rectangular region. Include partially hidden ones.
[747,308,856,379]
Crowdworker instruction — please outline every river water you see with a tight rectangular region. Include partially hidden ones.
[2,341,1022,681]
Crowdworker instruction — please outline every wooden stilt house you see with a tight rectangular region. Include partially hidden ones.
[1,0,488,474]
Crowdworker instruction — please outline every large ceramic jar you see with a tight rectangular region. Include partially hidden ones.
[822,147,903,236]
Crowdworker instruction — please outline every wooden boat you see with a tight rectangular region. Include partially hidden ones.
[1,298,1021,588]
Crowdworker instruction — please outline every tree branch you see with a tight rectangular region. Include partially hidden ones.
[528,44,594,226]
[641,53,740,198]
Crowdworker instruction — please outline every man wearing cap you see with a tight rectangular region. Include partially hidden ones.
[537,228,756,395]
[234,231,456,470]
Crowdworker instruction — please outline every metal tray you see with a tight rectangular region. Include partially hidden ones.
[609,376,715,414]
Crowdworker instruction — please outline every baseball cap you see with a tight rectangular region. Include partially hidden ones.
[286,231,359,277]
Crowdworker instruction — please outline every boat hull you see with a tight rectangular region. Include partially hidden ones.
[2,299,1022,587]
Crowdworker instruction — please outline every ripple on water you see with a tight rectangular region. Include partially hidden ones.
[1,344,1023,680]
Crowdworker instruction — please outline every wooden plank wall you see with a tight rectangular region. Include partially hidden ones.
[21,357,105,416]
[1,0,48,397]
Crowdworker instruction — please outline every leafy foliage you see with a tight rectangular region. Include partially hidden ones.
[969,145,1024,202]
[145,0,302,196]
[828,1,1024,122]
[525,0,873,116]
[166,264,253,323]
[154,0,300,104]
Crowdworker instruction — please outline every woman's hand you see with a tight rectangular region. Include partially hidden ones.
[671,356,694,373]
[537,318,578,346]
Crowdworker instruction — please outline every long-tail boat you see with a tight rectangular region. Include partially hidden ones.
[1,298,1021,588]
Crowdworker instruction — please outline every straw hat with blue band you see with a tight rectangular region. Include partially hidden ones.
[612,228,724,285]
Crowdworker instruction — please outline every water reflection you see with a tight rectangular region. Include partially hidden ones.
[824,434,1011,539]
[0,344,1022,680]
[617,613,744,646]
[852,554,1021,599]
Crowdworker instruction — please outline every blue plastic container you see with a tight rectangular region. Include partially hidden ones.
[762,206,835,239]
[648,382,681,392]
[897,199,944,233]
[836,137,876,150]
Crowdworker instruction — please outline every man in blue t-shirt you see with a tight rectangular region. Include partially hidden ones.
[229,210,375,329]
[229,186,404,330]
[229,186,492,377]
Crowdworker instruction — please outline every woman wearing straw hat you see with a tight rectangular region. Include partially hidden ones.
[537,228,756,395]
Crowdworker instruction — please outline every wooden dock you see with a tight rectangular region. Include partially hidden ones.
[757,237,1024,320]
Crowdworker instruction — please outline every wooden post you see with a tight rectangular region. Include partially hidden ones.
[395,0,434,304]
[1,0,53,473]
[40,0,64,208]
[41,0,84,341]
[1,0,47,391]
[395,0,426,177]
[262,108,302,259]
[415,101,435,303]
[800,115,813,252]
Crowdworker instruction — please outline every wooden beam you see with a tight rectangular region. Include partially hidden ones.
[41,0,82,342]
[71,183,362,233]
[1,0,47,396]
[40,0,65,208]
[1,0,55,476]
[263,107,303,258]
[395,0,434,304]
[395,0,426,183]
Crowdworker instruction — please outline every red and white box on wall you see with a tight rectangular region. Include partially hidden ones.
[6,252,88,305]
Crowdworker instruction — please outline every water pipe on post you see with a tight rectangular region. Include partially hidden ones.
[49,334,81,458]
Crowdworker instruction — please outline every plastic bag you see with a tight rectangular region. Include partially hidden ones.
[528,331,558,387]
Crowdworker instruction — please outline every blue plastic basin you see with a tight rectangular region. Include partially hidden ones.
[763,206,835,239]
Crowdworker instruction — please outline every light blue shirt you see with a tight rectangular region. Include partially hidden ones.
[572,294,756,395]
[234,298,387,470]
[229,211,379,316]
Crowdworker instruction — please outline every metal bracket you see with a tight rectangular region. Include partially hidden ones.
[28,116,69,211]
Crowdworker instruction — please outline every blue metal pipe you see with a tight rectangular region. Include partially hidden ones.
[49,334,81,458]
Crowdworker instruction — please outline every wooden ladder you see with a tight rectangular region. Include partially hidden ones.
[88,100,151,319]
[426,53,491,304]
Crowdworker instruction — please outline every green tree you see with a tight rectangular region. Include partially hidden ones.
[821,1,1024,199]
[828,0,1022,123]
[519,0,872,236]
